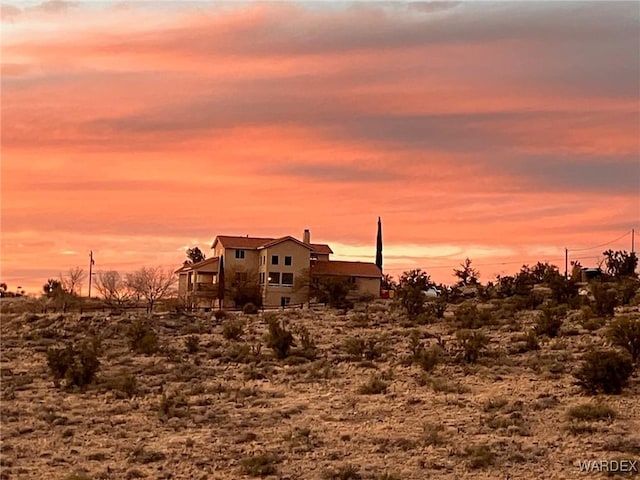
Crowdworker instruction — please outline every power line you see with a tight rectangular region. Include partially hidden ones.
[568,230,631,253]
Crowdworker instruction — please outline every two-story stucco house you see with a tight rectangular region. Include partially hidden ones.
[176,229,381,308]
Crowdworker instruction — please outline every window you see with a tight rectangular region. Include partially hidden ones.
[235,249,245,259]
[271,255,279,265]
[348,276,356,284]
[280,296,291,306]
[282,273,293,285]
[284,256,292,266]
[233,272,249,285]
[259,272,265,284]
[269,272,280,284]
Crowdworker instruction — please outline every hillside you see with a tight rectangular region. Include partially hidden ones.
[1,296,639,480]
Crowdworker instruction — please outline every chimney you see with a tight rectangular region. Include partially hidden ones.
[303,229,310,244]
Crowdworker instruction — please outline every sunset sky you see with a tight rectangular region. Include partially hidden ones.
[1,1,639,294]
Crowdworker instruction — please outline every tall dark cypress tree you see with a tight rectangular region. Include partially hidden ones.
[217,255,225,309]
[375,217,383,272]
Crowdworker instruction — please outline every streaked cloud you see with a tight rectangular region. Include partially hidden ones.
[1,1,638,293]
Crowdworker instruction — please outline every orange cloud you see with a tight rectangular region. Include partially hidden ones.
[1,1,638,293]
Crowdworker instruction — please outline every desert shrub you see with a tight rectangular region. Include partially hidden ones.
[240,453,279,477]
[106,372,138,398]
[46,339,100,389]
[322,464,362,480]
[127,320,159,354]
[591,282,618,317]
[425,299,447,319]
[222,342,255,363]
[422,422,447,446]
[535,305,566,338]
[395,269,433,319]
[483,396,509,412]
[521,329,540,351]
[574,348,633,394]
[413,344,441,372]
[603,249,638,278]
[464,443,496,469]
[222,319,245,340]
[344,337,382,360]
[184,335,200,354]
[455,303,493,329]
[567,402,616,421]
[243,302,259,314]
[546,272,580,306]
[64,472,92,480]
[213,309,227,320]
[358,374,388,395]
[455,329,489,363]
[617,278,640,305]
[608,315,640,362]
[158,391,189,419]
[429,377,471,394]
[266,318,295,359]
[296,326,317,359]
[130,445,167,464]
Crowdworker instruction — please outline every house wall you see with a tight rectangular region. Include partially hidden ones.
[178,273,189,297]
[312,253,330,262]
[259,240,311,306]
[354,277,381,298]
[222,248,260,278]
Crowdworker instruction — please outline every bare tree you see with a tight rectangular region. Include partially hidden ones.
[94,271,131,307]
[60,267,86,296]
[125,266,176,313]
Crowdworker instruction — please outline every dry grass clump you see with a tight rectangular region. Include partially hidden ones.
[240,452,280,476]
[566,402,617,422]
[358,374,388,395]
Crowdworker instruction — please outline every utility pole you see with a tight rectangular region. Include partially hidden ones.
[88,251,95,298]
[632,228,635,254]
[564,248,568,278]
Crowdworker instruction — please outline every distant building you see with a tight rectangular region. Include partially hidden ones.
[176,229,381,308]
[581,267,602,282]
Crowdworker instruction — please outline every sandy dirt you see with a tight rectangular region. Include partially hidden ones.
[1,299,638,480]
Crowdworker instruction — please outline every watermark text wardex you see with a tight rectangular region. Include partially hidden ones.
[578,459,638,474]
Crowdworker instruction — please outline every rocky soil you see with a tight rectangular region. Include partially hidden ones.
[1,299,639,480]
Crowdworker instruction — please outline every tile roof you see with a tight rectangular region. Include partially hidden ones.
[175,257,219,273]
[311,260,381,278]
[213,236,276,250]
[212,235,333,255]
[259,236,313,250]
[310,243,333,255]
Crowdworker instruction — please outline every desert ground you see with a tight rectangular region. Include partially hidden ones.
[1,296,638,480]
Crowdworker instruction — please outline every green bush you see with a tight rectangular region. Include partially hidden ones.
[266,317,295,359]
[456,329,489,363]
[222,319,245,340]
[46,339,100,389]
[574,348,633,394]
[242,302,259,314]
[213,309,227,320]
[608,315,640,362]
[128,320,159,354]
